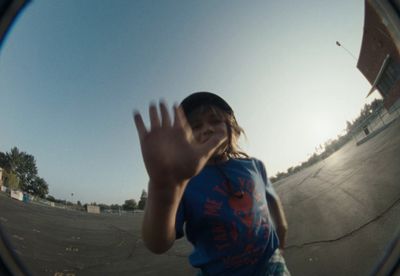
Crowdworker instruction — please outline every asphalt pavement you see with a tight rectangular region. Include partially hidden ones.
[277,117,400,275]
[0,195,196,275]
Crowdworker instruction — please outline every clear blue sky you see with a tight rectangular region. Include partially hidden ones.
[0,0,379,205]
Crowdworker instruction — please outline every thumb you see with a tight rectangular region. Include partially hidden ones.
[197,132,227,159]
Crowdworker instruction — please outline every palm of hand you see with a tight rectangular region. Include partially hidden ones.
[134,102,226,186]
[141,123,199,183]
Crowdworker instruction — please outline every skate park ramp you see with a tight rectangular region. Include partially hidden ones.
[276,116,400,275]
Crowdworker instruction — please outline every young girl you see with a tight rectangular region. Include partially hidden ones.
[134,92,290,275]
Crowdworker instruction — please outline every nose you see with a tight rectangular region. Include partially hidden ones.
[200,123,214,139]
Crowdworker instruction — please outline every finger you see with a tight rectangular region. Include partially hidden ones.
[133,111,147,140]
[173,104,189,129]
[173,105,181,127]
[159,100,171,127]
[149,103,161,129]
[198,132,228,159]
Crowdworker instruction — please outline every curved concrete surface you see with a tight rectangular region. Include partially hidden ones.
[0,118,399,275]
[278,118,400,275]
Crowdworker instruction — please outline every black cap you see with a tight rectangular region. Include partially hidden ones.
[180,92,233,117]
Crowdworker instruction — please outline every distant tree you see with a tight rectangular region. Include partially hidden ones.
[0,147,44,195]
[307,153,319,166]
[293,166,301,173]
[3,170,20,190]
[47,195,56,202]
[77,200,82,206]
[110,204,121,210]
[138,189,147,210]
[24,176,48,198]
[371,98,383,111]
[346,121,353,134]
[123,199,137,211]
[7,147,38,190]
[0,151,9,170]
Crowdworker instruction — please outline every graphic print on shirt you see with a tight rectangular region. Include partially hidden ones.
[202,176,272,269]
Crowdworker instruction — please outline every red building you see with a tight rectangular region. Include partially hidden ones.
[358,0,400,112]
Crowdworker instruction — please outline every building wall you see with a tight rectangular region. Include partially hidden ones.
[86,205,100,214]
[358,0,400,109]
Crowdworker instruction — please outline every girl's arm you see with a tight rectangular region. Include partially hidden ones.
[134,102,226,254]
[266,193,288,251]
[141,179,187,254]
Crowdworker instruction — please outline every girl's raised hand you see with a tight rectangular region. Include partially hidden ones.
[134,101,226,188]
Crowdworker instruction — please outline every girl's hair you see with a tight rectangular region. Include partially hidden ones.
[187,105,249,160]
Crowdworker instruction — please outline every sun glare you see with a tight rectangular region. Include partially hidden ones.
[309,117,341,148]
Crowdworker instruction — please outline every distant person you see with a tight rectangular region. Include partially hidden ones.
[134,92,290,275]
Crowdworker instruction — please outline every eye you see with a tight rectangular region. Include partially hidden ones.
[191,123,202,130]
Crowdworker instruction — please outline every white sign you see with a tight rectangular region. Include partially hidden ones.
[87,205,100,214]
[10,190,23,201]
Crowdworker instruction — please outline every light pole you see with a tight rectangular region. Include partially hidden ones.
[70,193,74,207]
[336,41,358,61]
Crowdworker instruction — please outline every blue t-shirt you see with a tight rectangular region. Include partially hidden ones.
[176,158,279,275]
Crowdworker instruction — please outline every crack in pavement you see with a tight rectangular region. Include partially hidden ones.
[312,167,324,178]
[285,196,400,250]
[126,238,142,259]
[339,186,368,209]
[285,165,365,207]
[106,225,140,260]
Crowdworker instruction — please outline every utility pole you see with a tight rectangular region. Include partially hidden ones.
[336,41,358,61]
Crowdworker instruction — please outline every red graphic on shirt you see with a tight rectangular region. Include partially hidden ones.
[203,175,272,269]
[204,198,223,217]
[228,192,254,230]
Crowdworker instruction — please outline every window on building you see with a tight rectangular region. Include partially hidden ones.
[377,59,400,97]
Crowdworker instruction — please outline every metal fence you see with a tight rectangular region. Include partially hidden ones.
[351,101,400,145]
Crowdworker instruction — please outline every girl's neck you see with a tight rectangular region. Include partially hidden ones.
[207,154,229,165]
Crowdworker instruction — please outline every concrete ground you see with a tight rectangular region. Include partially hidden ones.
[0,118,399,275]
[0,195,196,275]
[276,117,400,275]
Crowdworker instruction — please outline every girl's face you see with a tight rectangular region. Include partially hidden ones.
[189,109,229,158]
